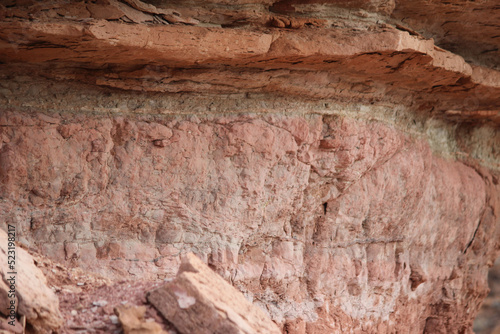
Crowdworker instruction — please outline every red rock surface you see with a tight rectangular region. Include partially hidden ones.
[0,0,499,333]
[0,1,499,124]
[0,109,498,332]
[475,258,500,334]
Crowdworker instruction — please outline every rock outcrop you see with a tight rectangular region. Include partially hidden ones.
[1,108,498,332]
[0,0,499,333]
[1,1,500,124]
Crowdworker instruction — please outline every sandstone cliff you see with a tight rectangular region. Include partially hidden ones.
[0,1,499,333]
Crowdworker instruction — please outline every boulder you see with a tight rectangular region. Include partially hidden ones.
[0,228,62,333]
[147,253,281,334]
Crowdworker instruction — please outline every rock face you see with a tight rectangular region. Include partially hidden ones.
[393,0,500,70]
[475,258,500,333]
[0,0,499,333]
[1,109,498,332]
[1,1,500,124]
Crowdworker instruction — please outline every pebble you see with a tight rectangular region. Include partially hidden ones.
[91,306,98,313]
[77,282,85,286]
[109,315,119,324]
[71,310,78,316]
[92,300,108,307]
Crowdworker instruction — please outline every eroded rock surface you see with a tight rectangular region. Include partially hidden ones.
[0,0,499,124]
[393,0,500,70]
[0,109,498,332]
[0,0,499,333]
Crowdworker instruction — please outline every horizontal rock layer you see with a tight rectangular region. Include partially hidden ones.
[0,0,499,124]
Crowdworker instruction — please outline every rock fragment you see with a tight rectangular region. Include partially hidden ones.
[0,228,63,333]
[115,305,166,334]
[147,253,281,334]
[92,300,108,307]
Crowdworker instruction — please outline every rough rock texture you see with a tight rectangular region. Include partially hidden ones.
[115,305,166,334]
[0,229,63,333]
[392,0,500,71]
[148,253,281,334]
[1,109,498,332]
[1,1,500,124]
[0,0,499,333]
[475,258,500,333]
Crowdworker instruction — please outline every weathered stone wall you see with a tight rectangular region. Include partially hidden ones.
[1,0,499,333]
[1,103,498,332]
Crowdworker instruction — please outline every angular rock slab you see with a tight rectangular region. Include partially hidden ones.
[115,305,166,334]
[0,228,62,333]
[147,253,280,334]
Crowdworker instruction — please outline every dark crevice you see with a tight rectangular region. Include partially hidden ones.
[409,266,426,290]
[463,219,481,254]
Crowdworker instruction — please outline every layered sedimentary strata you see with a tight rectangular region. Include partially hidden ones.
[0,0,499,333]
[1,0,500,123]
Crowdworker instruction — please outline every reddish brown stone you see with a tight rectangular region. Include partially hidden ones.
[0,1,498,333]
[0,229,63,332]
[0,109,497,332]
[147,253,281,334]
